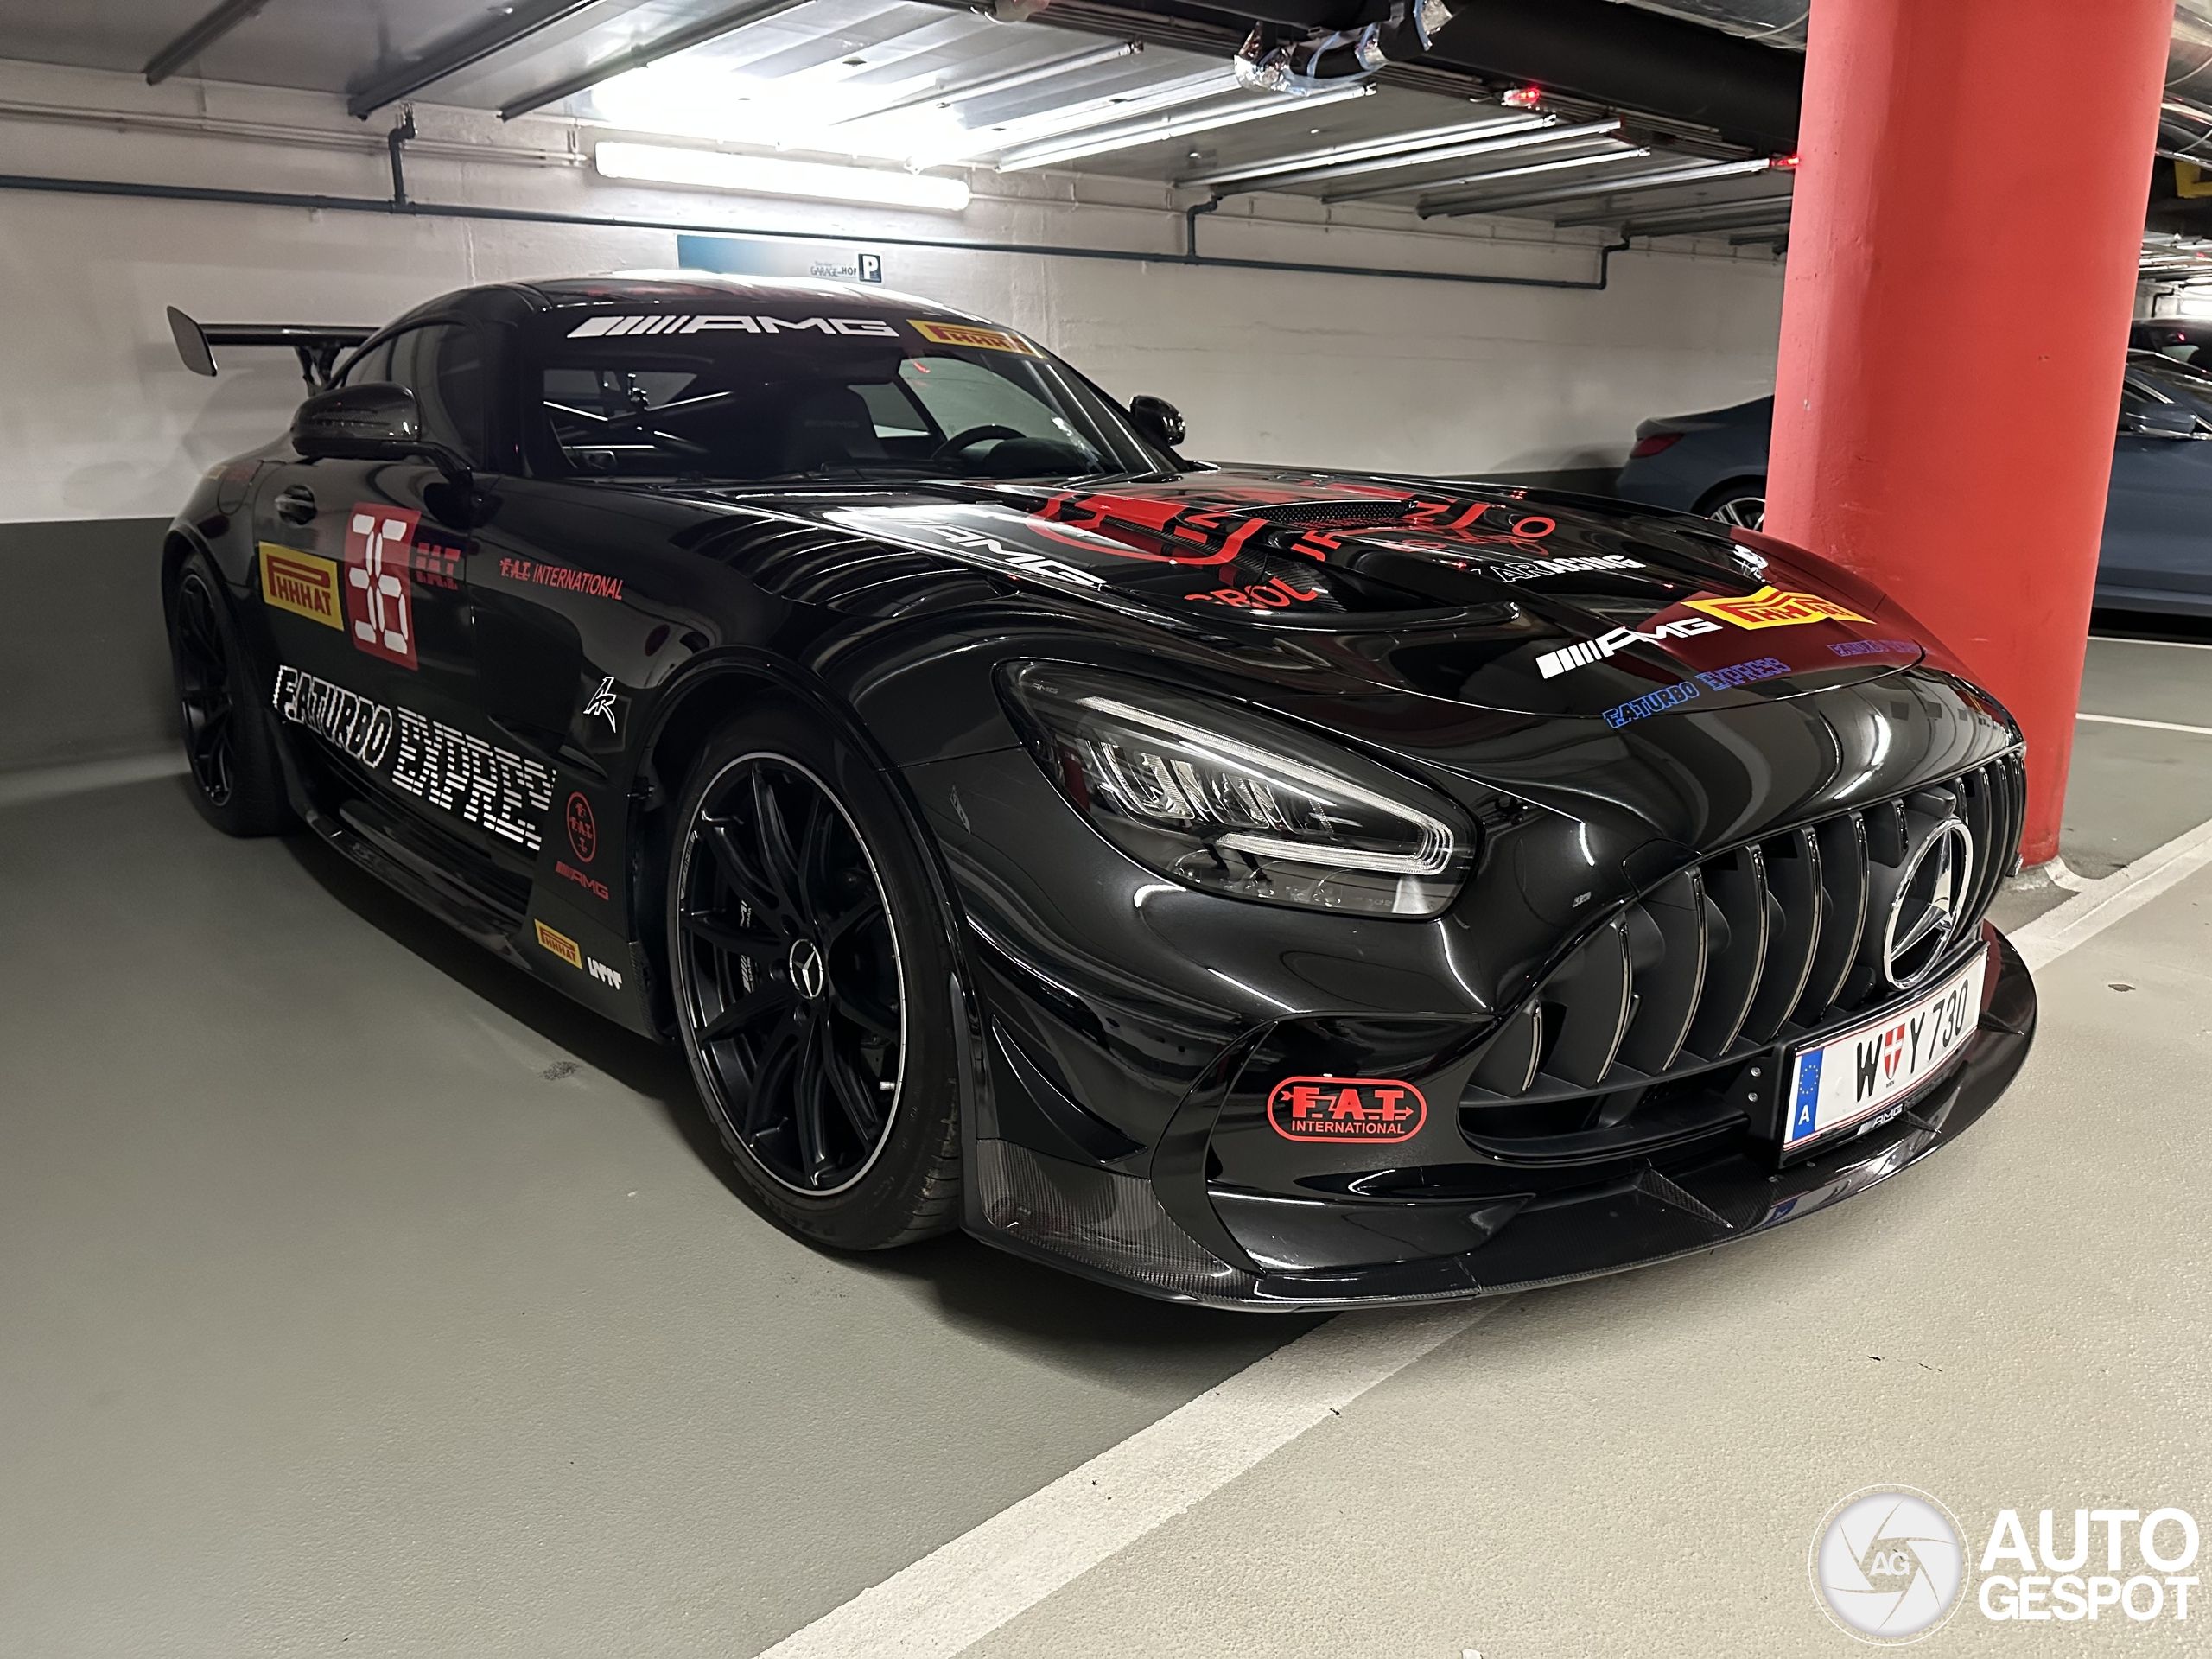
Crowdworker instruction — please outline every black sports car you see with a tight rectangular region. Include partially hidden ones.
[162,274,2035,1309]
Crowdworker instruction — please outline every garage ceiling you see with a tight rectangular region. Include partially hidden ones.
[0,0,1809,240]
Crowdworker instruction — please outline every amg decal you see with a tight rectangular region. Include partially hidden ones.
[566,315,899,339]
[389,708,556,852]
[1267,1077,1427,1143]
[258,544,345,630]
[1685,584,1871,631]
[1535,616,1724,679]
[556,860,610,902]
[271,664,392,766]
[495,556,624,601]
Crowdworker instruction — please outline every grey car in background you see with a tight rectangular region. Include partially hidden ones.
[1618,342,2212,617]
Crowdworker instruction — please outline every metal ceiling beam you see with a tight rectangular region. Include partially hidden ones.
[349,0,605,120]
[1557,189,1792,229]
[499,0,811,120]
[1322,133,1639,205]
[1178,113,1551,188]
[1212,118,1621,200]
[143,0,272,86]
[1420,154,1776,219]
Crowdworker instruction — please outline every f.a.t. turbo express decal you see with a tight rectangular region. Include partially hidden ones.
[1697,655,1792,690]
[390,709,555,852]
[1536,616,1724,679]
[1267,1077,1427,1143]
[258,545,345,630]
[1604,681,1701,728]
[1684,584,1871,631]
[566,314,899,339]
[271,665,392,765]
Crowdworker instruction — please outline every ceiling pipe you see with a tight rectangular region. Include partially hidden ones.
[143,0,272,86]
[1616,199,1796,238]
[996,81,1373,169]
[1212,116,1620,197]
[1419,151,1774,217]
[499,0,810,121]
[1557,188,1790,227]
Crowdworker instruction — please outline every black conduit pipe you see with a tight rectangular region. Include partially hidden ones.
[0,169,1638,292]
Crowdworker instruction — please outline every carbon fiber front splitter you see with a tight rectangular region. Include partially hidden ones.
[967,931,2036,1311]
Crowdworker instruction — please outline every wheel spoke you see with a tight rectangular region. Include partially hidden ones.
[791,1016,830,1184]
[752,771,810,925]
[832,985,899,1040]
[698,981,796,1046]
[820,897,876,953]
[742,1006,805,1134]
[191,706,232,766]
[823,1041,885,1144]
[702,821,785,926]
[681,909,779,958]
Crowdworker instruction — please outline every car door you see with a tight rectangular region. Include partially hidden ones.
[2101,366,2212,606]
[252,321,539,870]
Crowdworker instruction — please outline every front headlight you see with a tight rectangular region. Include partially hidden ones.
[999,662,1476,918]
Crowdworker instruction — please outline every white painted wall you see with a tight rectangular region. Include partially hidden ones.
[0,58,1786,524]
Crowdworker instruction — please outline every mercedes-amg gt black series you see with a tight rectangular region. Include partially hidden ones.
[162,274,2036,1308]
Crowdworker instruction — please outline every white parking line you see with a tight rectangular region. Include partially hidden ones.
[754,1301,1504,1659]
[2077,711,2212,737]
[2011,812,2212,971]
[2088,633,2212,651]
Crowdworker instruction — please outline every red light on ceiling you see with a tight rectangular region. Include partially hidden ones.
[1770,151,1802,168]
[1502,85,1542,109]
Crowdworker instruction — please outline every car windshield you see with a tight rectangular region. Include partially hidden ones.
[2126,350,2212,416]
[526,308,1169,484]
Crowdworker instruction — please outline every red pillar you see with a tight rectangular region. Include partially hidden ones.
[1768,0,2174,867]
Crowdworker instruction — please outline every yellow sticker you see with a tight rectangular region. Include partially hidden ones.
[1683,584,1870,631]
[534,919,582,970]
[910,319,1039,356]
[258,543,345,631]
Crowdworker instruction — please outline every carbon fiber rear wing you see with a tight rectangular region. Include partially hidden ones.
[167,306,375,391]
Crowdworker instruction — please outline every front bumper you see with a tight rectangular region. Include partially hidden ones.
[968,928,2036,1310]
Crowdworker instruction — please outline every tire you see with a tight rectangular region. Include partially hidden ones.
[665,702,962,1249]
[168,552,297,836]
[1697,480,1767,532]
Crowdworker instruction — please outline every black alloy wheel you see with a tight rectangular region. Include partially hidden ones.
[168,553,296,836]
[174,569,238,806]
[675,753,909,1197]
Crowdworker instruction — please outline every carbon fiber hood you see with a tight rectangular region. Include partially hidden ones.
[794,468,1937,722]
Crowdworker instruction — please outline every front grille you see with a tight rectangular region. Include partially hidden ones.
[1460,752,2024,1160]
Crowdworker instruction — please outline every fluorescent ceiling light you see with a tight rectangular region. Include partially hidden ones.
[995,82,1374,173]
[911,67,1239,166]
[1179,112,1551,188]
[595,141,969,211]
[1325,141,1645,205]
[1224,118,1622,199]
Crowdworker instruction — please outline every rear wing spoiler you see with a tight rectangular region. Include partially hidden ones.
[167,306,375,391]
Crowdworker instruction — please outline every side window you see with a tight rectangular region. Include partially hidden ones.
[390,324,488,466]
[341,336,395,387]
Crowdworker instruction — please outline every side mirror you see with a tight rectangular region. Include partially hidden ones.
[1128,394,1185,450]
[2121,402,2200,440]
[293,382,472,483]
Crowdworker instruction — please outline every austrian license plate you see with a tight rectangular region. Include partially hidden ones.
[1782,947,1987,1155]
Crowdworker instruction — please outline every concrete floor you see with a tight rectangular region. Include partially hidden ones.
[3,626,2209,1657]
